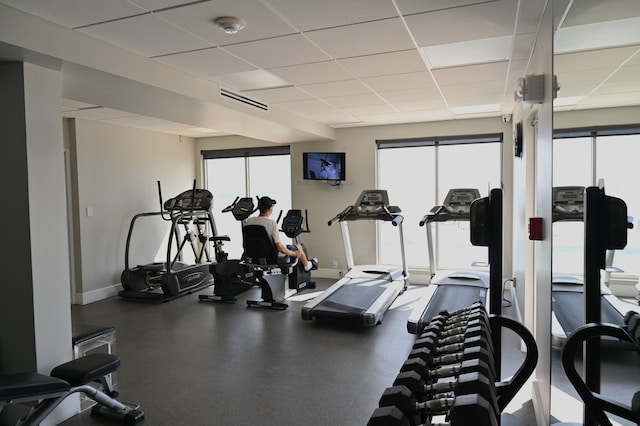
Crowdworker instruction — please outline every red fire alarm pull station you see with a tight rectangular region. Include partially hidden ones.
[529,217,544,240]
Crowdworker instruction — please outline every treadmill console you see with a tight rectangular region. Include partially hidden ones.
[356,190,390,214]
[443,188,481,215]
[552,186,584,222]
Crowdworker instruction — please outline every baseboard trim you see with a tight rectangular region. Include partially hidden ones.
[75,283,120,305]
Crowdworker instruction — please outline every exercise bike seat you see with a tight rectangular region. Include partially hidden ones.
[50,353,120,387]
[210,235,231,242]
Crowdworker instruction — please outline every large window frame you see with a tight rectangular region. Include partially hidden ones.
[377,133,503,274]
[202,146,291,258]
[553,124,640,278]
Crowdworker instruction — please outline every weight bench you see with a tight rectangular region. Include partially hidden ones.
[0,353,144,425]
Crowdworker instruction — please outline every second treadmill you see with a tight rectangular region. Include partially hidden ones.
[407,188,490,334]
[301,189,409,326]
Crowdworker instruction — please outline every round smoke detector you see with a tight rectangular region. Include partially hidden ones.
[214,16,246,34]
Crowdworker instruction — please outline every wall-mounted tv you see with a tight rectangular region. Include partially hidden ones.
[303,152,346,181]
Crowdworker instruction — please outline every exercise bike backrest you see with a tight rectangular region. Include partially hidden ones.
[222,196,257,221]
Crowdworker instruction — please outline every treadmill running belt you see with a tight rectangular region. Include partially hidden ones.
[553,291,623,334]
[418,285,487,331]
[312,282,387,317]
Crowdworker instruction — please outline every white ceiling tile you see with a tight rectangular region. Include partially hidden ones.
[432,62,508,86]
[78,13,211,57]
[562,0,640,27]
[554,46,639,73]
[0,0,146,28]
[156,0,297,47]
[154,47,256,78]
[440,80,506,99]
[422,36,513,68]
[394,0,489,15]
[607,64,640,84]
[277,99,359,125]
[405,0,517,47]
[557,69,618,87]
[447,96,502,108]
[555,17,640,54]
[268,61,354,86]
[378,87,443,104]
[223,34,331,68]
[214,69,291,91]
[323,93,387,109]
[300,80,371,98]
[338,50,427,78]
[244,87,314,103]
[340,104,396,116]
[362,71,435,92]
[264,0,398,31]
[129,0,199,11]
[305,18,415,59]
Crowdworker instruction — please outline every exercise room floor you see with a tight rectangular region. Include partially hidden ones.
[60,279,638,425]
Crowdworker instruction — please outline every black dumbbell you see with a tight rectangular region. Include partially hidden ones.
[408,342,495,377]
[394,358,495,399]
[378,384,454,425]
[367,405,410,426]
[415,326,494,356]
[448,393,499,426]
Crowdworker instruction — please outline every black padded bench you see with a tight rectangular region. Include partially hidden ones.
[0,353,143,425]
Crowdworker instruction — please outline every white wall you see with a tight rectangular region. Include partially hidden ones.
[69,119,197,303]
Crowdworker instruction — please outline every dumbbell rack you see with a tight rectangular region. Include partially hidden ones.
[368,189,538,426]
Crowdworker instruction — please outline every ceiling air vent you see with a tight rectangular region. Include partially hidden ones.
[219,88,268,111]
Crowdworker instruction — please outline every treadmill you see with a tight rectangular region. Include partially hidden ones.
[301,189,409,326]
[551,186,640,349]
[406,188,490,334]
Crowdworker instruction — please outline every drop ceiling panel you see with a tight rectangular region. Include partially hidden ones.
[562,0,640,27]
[223,34,331,68]
[555,46,638,73]
[394,0,489,15]
[244,87,314,103]
[153,47,256,78]
[0,0,146,28]
[338,50,427,78]
[362,71,435,92]
[305,18,415,59]
[156,0,297,47]
[129,0,196,10]
[405,0,517,47]
[300,79,371,98]
[78,13,211,57]
[268,61,354,86]
[378,87,443,104]
[277,99,358,125]
[432,62,509,86]
[323,93,387,109]
[263,0,398,31]
[439,80,506,99]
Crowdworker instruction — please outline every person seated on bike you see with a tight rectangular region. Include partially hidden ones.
[244,196,317,272]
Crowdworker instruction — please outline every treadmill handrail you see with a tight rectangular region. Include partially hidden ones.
[328,205,354,226]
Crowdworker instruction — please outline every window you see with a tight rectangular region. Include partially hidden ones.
[203,147,291,258]
[377,134,502,272]
[553,126,640,277]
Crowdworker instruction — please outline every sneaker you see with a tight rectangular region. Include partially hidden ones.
[306,258,318,271]
[304,261,313,272]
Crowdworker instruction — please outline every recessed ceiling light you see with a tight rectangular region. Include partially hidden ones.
[214,16,245,35]
[421,36,513,69]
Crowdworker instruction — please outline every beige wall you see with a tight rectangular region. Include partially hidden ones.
[69,119,197,303]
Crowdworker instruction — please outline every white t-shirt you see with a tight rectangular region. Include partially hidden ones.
[244,215,281,245]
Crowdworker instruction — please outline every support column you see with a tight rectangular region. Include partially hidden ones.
[0,61,75,424]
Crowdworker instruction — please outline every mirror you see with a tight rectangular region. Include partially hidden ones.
[551,0,640,423]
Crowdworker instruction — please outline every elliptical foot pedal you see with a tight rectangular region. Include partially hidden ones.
[247,300,288,310]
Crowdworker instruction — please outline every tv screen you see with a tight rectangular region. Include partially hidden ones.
[303,152,346,181]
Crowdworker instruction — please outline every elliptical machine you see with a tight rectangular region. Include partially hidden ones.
[119,181,215,303]
[199,197,259,303]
